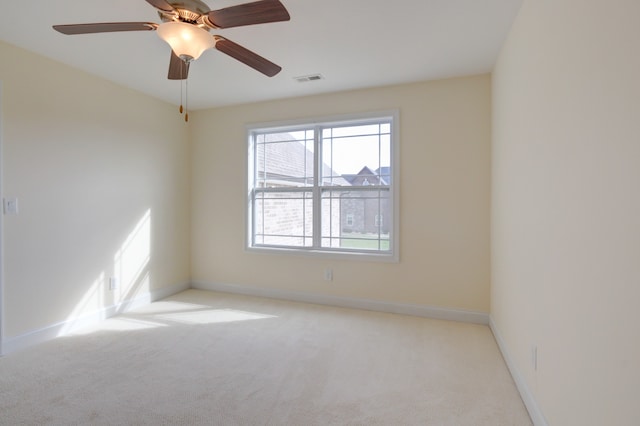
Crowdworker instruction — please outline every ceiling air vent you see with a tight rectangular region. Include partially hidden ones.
[294,74,324,83]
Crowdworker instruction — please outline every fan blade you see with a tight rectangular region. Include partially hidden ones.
[145,0,177,14]
[53,22,157,35]
[214,36,282,77]
[168,51,190,80]
[207,0,290,29]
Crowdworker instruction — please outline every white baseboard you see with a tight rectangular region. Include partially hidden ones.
[191,281,489,325]
[489,317,548,426]
[1,281,189,356]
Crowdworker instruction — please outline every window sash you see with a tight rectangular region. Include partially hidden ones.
[248,114,396,257]
[252,189,313,248]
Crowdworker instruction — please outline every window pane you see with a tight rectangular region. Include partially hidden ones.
[249,114,395,257]
[321,189,390,251]
[321,123,392,187]
[330,124,382,138]
[254,191,313,247]
[256,130,315,188]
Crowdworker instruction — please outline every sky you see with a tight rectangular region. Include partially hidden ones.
[289,123,391,175]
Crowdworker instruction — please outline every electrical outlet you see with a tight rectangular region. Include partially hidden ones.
[324,268,333,281]
[109,276,119,291]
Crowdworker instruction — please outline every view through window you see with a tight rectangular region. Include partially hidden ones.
[248,113,397,258]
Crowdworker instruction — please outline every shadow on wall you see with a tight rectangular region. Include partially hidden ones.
[60,209,151,335]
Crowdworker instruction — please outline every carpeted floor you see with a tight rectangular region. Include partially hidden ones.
[0,289,532,425]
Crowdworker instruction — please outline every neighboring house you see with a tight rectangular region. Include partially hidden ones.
[255,135,390,246]
[340,166,391,235]
[255,134,342,246]
[256,134,347,187]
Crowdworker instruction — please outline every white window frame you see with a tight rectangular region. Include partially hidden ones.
[246,111,399,262]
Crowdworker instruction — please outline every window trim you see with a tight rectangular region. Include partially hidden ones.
[245,110,400,262]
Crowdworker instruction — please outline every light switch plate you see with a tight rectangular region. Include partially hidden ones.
[3,198,18,215]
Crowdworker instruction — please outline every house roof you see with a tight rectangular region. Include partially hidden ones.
[257,133,349,187]
[344,166,390,186]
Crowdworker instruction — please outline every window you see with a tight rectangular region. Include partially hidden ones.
[346,214,354,227]
[247,112,398,259]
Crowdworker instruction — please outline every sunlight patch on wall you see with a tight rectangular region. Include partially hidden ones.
[113,209,151,301]
[59,272,107,335]
[59,209,152,336]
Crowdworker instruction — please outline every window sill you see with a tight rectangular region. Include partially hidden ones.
[245,246,399,263]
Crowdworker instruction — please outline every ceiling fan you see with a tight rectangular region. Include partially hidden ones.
[52,0,290,79]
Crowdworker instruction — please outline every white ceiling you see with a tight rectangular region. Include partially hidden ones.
[0,0,523,110]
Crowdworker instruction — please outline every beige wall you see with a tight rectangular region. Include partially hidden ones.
[190,75,491,312]
[0,41,191,338]
[492,0,640,424]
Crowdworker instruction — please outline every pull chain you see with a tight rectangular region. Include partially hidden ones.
[179,75,184,114]
[176,58,189,122]
[185,76,189,122]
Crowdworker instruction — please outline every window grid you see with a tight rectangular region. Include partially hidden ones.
[249,115,395,257]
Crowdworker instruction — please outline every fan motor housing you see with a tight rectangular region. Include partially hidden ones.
[161,0,211,24]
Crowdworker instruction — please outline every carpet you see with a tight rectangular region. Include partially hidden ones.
[0,289,532,425]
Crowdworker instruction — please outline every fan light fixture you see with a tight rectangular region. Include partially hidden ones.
[156,21,215,61]
[52,0,291,122]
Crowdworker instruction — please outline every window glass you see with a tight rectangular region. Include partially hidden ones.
[248,113,397,258]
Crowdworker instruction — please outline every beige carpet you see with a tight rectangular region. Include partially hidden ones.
[0,289,531,425]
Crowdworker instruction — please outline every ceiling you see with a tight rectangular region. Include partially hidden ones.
[0,0,523,110]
